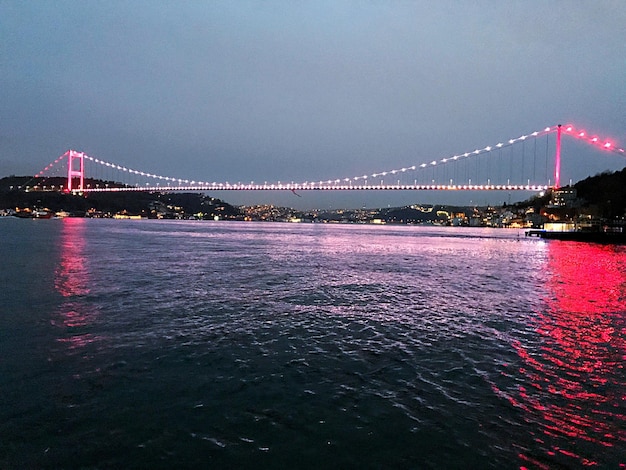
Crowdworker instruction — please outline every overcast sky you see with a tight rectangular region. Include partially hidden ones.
[2,1,625,208]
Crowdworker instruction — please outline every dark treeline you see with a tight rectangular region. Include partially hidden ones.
[0,176,240,218]
[573,167,626,219]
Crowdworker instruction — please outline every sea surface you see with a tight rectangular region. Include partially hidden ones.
[1,218,625,469]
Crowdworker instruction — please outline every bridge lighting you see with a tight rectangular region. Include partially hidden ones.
[46,124,618,196]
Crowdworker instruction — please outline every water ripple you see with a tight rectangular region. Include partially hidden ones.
[2,220,625,468]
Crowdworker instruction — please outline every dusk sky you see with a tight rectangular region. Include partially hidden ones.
[2,1,625,209]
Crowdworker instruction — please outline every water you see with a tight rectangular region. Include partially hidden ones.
[1,218,625,469]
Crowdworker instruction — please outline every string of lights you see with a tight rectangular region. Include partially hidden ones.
[35,153,67,178]
[346,126,558,185]
[561,124,625,155]
[32,124,623,191]
[73,126,561,189]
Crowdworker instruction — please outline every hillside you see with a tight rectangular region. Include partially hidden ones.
[573,167,626,218]
[0,176,241,219]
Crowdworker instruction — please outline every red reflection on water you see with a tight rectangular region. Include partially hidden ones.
[514,241,626,468]
[55,218,89,299]
[54,218,96,349]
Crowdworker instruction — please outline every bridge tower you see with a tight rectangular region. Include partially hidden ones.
[554,124,562,189]
[67,150,85,192]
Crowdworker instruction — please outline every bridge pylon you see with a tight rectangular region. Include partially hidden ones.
[67,150,85,192]
[554,124,562,189]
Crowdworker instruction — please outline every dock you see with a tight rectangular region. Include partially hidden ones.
[525,229,626,244]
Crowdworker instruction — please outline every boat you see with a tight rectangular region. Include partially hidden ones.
[32,210,54,219]
[13,210,33,218]
[12,208,55,219]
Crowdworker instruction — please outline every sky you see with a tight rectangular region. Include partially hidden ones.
[2,0,625,209]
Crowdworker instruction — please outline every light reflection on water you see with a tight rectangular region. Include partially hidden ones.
[509,241,626,469]
[53,217,100,350]
[2,219,625,468]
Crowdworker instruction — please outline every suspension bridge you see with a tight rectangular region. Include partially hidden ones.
[31,124,624,194]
